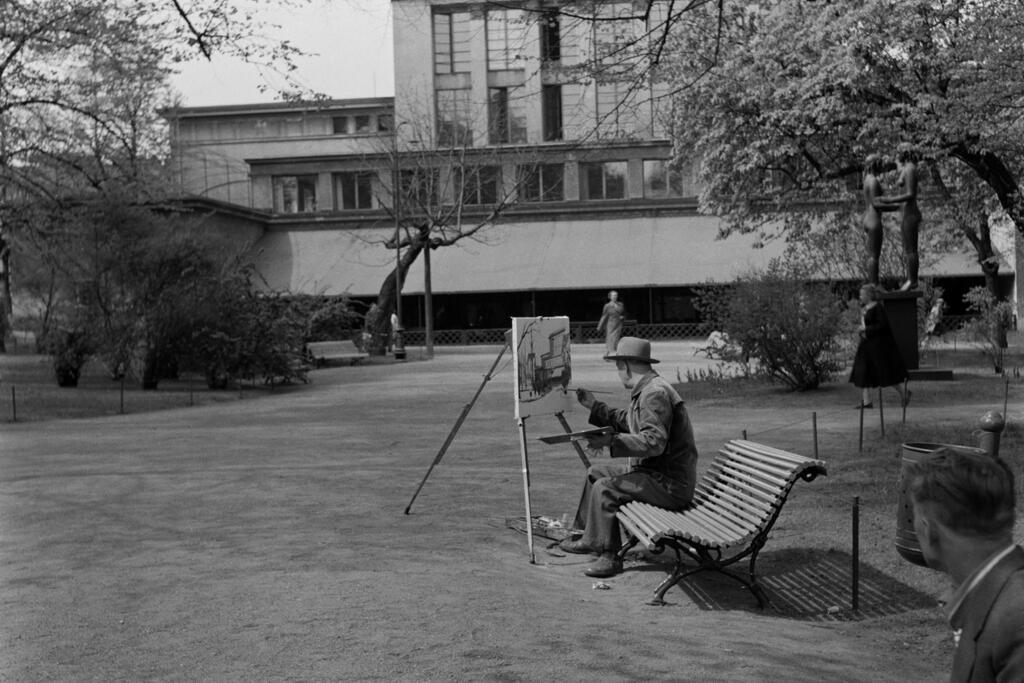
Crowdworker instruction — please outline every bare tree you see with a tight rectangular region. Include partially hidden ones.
[360,110,558,356]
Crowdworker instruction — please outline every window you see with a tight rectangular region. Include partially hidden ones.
[595,81,641,138]
[378,114,394,132]
[542,85,563,141]
[540,11,561,62]
[354,115,372,133]
[273,175,318,213]
[436,89,473,147]
[580,161,627,200]
[644,159,698,198]
[334,171,374,210]
[433,11,472,74]
[332,116,349,135]
[518,163,564,202]
[486,9,527,70]
[488,87,527,144]
[458,166,500,206]
[400,168,438,210]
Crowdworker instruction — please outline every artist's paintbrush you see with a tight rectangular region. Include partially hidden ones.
[565,386,616,395]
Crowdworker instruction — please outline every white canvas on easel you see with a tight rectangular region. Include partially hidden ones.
[510,316,573,562]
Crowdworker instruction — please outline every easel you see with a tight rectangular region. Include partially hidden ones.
[404,340,591,523]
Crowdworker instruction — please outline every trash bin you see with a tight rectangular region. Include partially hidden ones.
[896,442,986,566]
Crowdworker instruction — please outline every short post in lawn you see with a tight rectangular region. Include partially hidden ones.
[852,496,860,612]
[812,411,818,459]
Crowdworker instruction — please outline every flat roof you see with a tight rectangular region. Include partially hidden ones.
[162,97,394,120]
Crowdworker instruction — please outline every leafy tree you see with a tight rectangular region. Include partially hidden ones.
[0,0,315,348]
[696,260,847,391]
[660,1,1024,289]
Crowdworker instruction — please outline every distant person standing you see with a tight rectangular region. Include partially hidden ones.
[849,283,909,408]
[597,290,625,358]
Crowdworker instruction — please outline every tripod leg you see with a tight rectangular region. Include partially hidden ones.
[404,343,508,514]
[517,417,536,563]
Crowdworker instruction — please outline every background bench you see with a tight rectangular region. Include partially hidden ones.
[305,340,369,367]
[616,439,827,607]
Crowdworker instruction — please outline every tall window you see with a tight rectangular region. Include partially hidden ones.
[433,11,472,74]
[334,171,374,210]
[540,11,561,62]
[486,9,528,69]
[458,166,500,206]
[273,175,317,213]
[400,168,438,210]
[542,85,563,141]
[332,116,349,135]
[580,161,627,200]
[488,87,527,144]
[518,163,564,202]
[437,89,473,147]
[596,81,641,138]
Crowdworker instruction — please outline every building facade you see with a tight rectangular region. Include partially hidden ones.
[165,0,1016,338]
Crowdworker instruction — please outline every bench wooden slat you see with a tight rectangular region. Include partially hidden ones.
[693,490,769,532]
[716,449,793,480]
[696,479,775,517]
[700,466,779,506]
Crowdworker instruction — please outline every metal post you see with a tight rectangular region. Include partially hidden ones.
[812,411,818,459]
[424,238,434,359]
[852,496,860,612]
[393,123,406,361]
[858,401,864,452]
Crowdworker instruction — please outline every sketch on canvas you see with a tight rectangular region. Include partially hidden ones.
[511,316,573,419]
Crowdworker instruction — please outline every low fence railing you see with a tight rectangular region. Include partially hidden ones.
[401,321,713,346]
[399,315,989,347]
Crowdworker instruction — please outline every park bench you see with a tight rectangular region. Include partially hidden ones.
[615,439,827,607]
[305,340,369,367]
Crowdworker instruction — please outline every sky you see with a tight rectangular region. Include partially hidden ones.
[168,0,396,107]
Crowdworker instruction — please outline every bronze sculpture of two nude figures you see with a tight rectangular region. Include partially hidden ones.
[862,146,922,291]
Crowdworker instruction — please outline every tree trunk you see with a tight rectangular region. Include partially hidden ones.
[424,239,434,359]
[952,144,1024,237]
[364,236,424,355]
[141,345,161,390]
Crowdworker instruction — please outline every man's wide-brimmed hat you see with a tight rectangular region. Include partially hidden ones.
[605,337,659,364]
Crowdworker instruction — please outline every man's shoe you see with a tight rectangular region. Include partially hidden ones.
[583,553,623,578]
[559,537,593,555]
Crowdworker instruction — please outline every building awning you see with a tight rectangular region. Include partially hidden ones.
[251,214,991,297]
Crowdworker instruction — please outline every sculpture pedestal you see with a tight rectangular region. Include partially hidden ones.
[879,290,922,370]
[880,290,954,380]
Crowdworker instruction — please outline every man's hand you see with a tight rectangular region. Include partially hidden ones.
[583,433,613,450]
[575,388,596,409]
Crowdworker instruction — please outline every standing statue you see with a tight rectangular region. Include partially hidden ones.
[879,146,922,291]
[596,290,625,358]
[862,154,898,285]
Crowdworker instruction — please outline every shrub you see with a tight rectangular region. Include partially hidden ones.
[696,260,847,390]
[962,286,1015,374]
[46,328,94,388]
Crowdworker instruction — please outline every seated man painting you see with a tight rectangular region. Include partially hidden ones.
[561,337,700,578]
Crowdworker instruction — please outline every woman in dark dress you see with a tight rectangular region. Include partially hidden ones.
[850,284,909,408]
